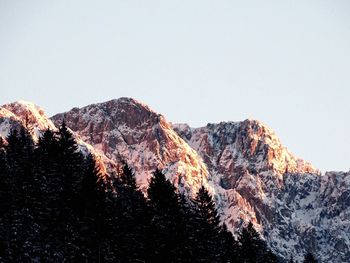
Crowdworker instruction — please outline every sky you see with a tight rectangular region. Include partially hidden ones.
[0,0,349,172]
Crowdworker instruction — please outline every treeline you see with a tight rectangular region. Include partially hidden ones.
[0,124,316,262]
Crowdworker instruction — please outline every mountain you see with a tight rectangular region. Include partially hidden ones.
[51,98,209,194]
[1,98,348,262]
[0,100,56,141]
[0,101,110,174]
[173,121,349,262]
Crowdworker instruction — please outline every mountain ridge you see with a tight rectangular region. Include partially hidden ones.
[0,97,348,262]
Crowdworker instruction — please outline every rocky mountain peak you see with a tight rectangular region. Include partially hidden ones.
[0,100,110,176]
[1,98,347,262]
[3,101,55,128]
[174,119,317,180]
[51,98,209,193]
[0,101,56,141]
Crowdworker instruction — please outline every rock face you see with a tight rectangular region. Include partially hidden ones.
[1,98,349,262]
[0,101,109,174]
[173,121,318,227]
[51,98,209,194]
[173,121,349,262]
[0,101,56,141]
[275,171,350,262]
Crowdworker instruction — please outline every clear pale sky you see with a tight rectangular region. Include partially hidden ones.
[0,1,349,172]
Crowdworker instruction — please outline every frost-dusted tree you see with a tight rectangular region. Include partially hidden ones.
[147,169,184,262]
[34,128,61,260]
[35,128,60,218]
[192,185,222,262]
[3,127,36,261]
[219,223,239,263]
[34,125,85,261]
[80,154,104,215]
[58,121,83,209]
[109,163,150,262]
[0,137,9,260]
[0,137,8,214]
[118,161,137,189]
[238,221,278,263]
[57,122,85,260]
[147,169,179,210]
[303,252,317,263]
[77,153,106,262]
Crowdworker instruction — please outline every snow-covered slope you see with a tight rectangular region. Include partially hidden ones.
[172,120,318,227]
[274,171,350,262]
[0,101,56,141]
[0,101,110,174]
[51,98,349,262]
[51,98,210,194]
[2,98,348,262]
[173,121,349,262]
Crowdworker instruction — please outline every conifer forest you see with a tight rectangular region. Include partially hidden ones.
[0,124,317,262]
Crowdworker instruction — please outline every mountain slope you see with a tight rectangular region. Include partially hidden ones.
[0,101,56,141]
[51,97,349,262]
[173,121,349,262]
[2,98,348,262]
[0,101,110,174]
[51,98,210,194]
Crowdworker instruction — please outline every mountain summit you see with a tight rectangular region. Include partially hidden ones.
[0,98,348,262]
[51,98,209,193]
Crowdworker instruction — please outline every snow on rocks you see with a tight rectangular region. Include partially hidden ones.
[2,98,348,262]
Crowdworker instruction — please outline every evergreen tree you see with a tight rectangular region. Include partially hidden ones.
[58,121,83,208]
[0,123,311,263]
[35,128,63,260]
[303,252,317,263]
[192,185,222,262]
[112,163,150,262]
[4,127,36,261]
[118,161,137,189]
[238,222,262,262]
[238,221,278,263]
[57,122,84,260]
[78,153,106,262]
[0,137,7,213]
[219,224,239,263]
[147,169,183,262]
[0,137,9,260]
[147,169,179,211]
[34,126,85,261]
[18,126,39,261]
[174,193,200,262]
[35,128,60,220]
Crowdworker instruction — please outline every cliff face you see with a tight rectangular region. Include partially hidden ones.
[0,101,110,175]
[0,101,56,141]
[51,98,209,194]
[1,98,348,262]
[173,121,328,260]
[174,121,349,262]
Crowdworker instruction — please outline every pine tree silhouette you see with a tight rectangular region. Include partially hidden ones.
[147,169,183,262]
[219,223,239,263]
[57,122,84,260]
[3,127,37,261]
[77,153,106,261]
[238,221,278,263]
[0,137,9,260]
[58,121,83,209]
[111,162,150,262]
[0,124,310,262]
[192,185,222,262]
[303,252,317,263]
